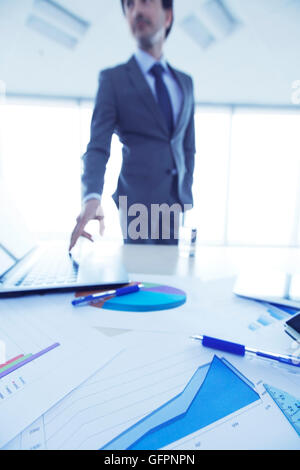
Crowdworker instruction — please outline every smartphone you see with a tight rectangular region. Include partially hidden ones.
[285,313,300,342]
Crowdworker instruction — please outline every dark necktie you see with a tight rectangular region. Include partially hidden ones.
[150,63,174,135]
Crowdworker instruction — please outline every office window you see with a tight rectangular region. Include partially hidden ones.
[1,99,300,247]
[0,100,82,238]
[297,184,300,247]
[189,108,232,244]
[227,109,300,246]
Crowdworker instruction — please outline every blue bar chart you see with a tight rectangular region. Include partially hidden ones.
[0,301,120,449]
[0,343,60,381]
[248,303,298,332]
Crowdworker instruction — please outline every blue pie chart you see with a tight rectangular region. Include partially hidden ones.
[102,282,187,312]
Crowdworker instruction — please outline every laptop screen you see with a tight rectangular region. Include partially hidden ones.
[0,186,36,275]
[0,246,16,277]
[234,271,300,308]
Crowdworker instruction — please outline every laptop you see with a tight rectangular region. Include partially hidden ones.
[0,193,129,297]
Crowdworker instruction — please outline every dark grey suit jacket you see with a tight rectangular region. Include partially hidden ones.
[82,55,196,209]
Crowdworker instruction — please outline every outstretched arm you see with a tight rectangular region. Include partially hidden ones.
[81,69,118,199]
[70,70,117,250]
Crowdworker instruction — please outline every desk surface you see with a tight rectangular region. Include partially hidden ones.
[120,244,300,280]
[2,242,300,450]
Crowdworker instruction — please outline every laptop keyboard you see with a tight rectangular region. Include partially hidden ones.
[14,254,79,287]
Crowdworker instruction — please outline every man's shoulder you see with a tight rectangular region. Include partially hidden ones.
[98,58,133,79]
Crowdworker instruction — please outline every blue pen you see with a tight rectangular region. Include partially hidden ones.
[191,335,300,369]
[72,284,142,307]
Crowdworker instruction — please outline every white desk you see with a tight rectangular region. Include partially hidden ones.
[120,244,300,279]
[2,243,300,450]
[80,243,299,351]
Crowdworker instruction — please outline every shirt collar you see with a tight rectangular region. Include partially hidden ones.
[134,48,169,75]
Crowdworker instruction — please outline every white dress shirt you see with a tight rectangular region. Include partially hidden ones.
[84,49,183,203]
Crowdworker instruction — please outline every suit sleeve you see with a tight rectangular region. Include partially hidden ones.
[183,77,196,183]
[81,69,118,200]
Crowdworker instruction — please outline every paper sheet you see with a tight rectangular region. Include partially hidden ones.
[1,273,295,352]
[18,274,289,350]
[4,332,299,450]
[0,300,121,448]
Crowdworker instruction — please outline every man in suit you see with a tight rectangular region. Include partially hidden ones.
[69,0,196,249]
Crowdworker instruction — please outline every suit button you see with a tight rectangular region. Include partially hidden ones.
[166,169,178,176]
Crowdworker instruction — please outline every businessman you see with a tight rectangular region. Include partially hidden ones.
[69,0,196,249]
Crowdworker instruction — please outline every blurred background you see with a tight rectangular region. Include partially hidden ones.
[0,0,300,246]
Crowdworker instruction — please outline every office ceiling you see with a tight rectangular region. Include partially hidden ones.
[0,0,299,105]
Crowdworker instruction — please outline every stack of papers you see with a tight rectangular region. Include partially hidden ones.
[4,333,300,450]
[1,274,299,450]
[0,301,122,448]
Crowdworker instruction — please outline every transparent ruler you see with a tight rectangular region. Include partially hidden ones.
[264,384,300,437]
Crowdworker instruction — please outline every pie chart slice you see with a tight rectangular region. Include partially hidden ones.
[102,283,186,312]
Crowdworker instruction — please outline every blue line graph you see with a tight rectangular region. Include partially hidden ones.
[101,356,260,450]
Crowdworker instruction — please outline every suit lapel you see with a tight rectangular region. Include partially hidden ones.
[167,64,189,136]
[125,56,169,136]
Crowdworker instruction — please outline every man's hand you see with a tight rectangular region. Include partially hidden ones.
[69,199,105,251]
